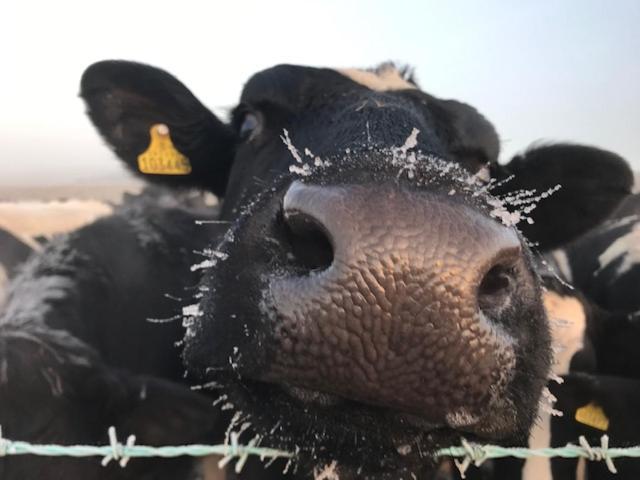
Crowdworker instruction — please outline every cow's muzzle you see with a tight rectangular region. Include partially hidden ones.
[263,180,530,428]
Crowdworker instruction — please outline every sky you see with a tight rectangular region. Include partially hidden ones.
[1,0,638,185]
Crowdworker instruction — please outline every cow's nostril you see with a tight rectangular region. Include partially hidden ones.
[478,262,516,313]
[283,210,334,272]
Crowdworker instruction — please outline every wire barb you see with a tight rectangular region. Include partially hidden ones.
[453,438,489,478]
[100,426,137,467]
[579,435,617,474]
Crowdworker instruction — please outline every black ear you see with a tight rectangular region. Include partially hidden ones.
[439,99,501,166]
[491,144,633,250]
[80,60,236,196]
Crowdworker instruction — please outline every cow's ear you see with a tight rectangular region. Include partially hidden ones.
[427,96,501,171]
[81,60,236,196]
[439,99,501,167]
[490,144,634,250]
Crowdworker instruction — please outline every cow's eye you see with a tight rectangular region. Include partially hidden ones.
[239,112,261,140]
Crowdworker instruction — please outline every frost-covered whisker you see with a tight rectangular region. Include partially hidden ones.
[539,386,563,417]
[537,255,575,290]
[194,219,232,225]
[395,127,420,155]
[487,173,515,191]
[182,304,203,317]
[289,163,313,177]
[486,184,562,228]
[163,293,183,301]
[282,132,331,177]
[191,259,216,271]
[212,394,228,407]
[190,249,229,271]
[281,129,303,164]
[146,314,181,324]
[190,380,223,391]
[388,128,422,179]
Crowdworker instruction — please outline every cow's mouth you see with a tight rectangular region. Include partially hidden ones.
[212,374,517,478]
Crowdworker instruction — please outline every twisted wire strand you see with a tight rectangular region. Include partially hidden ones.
[1,425,638,476]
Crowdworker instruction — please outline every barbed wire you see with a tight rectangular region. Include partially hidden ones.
[1,425,638,478]
[0,426,292,474]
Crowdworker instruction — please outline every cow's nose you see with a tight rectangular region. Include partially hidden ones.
[268,181,529,425]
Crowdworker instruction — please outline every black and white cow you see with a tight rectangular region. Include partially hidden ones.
[0,190,225,480]
[504,195,640,480]
[519,296,640,480]
[1,61,635,480]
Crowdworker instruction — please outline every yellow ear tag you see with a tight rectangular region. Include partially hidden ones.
[137,124,192,175]
[575,402,609,431]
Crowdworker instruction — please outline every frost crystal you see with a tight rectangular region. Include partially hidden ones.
[190,249,229,271]
[487,184,562,227]
[281,129,303,163]
[390,128,421,179]
[182,304,202,317]
[289,163,312,176]
[539,386,563,417]
[313,460,340,480]
[190,259,215,271]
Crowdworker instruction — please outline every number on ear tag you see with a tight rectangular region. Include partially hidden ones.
[137,124,192,175]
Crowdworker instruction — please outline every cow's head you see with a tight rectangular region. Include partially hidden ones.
[81,61,633,478]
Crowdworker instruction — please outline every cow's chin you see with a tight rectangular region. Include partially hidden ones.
[213,376,522,479]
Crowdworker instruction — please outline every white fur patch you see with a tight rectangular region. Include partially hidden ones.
[337,66,416,92]
[549,249,573,283]
[597,222,640,276]
[545,291,587,375]
[523,291,587,480]
[633,172,640,194]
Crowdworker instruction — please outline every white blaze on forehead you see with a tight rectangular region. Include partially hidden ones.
[598,222,640,276]
[337,66,417,92]
[523,291,587,480]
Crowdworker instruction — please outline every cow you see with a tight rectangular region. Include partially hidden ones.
[499,196,640,480]
[0,189,225,479]
[1,60,634,480]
